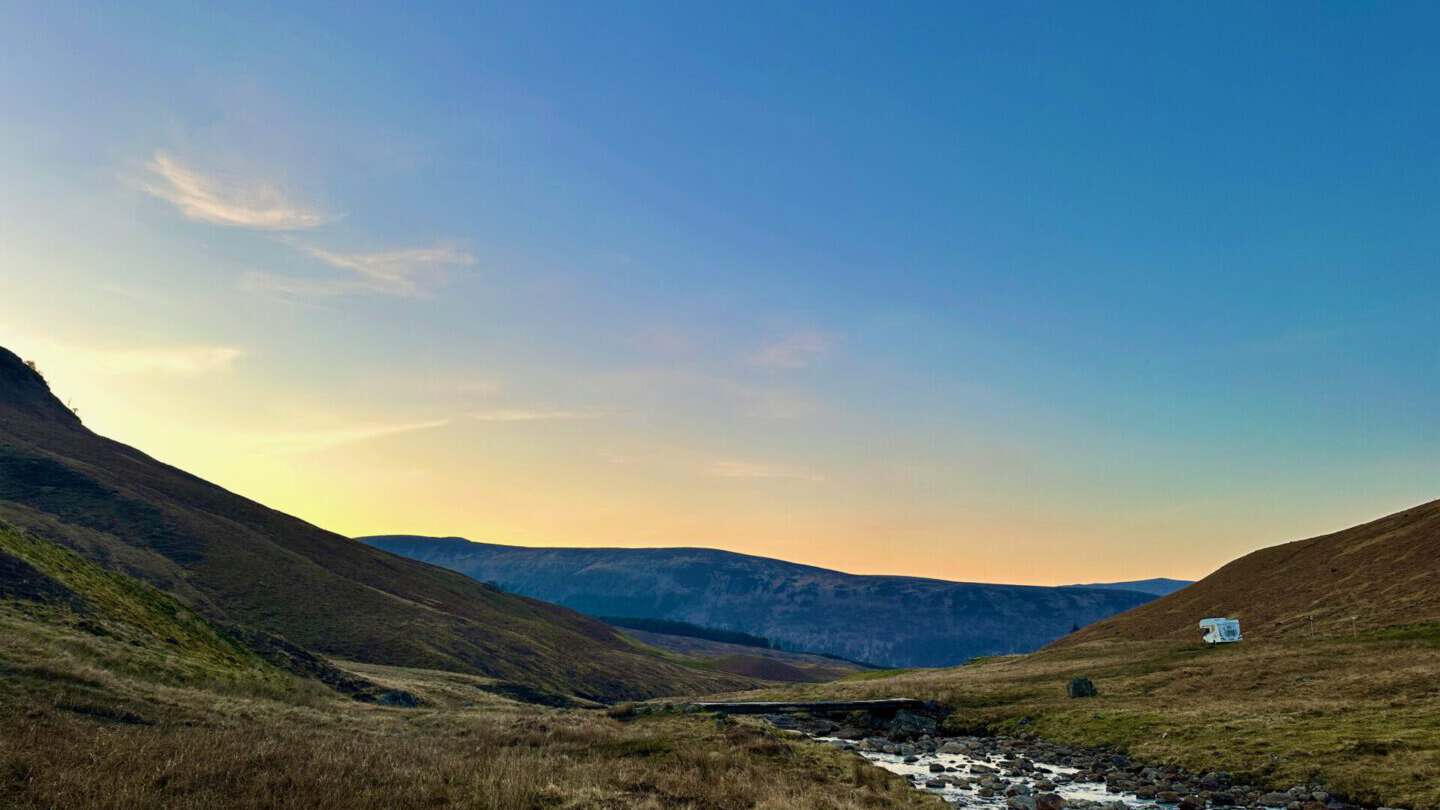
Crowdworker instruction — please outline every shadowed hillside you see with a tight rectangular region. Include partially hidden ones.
[1061,498,1440,645]
[362,535,1157,667]
[0,346,748,701]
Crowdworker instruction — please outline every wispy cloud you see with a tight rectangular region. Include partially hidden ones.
[710,460,825,482]
[138,152,332,230]
[469,409,603,422]
[752,330,837,369]
[243,242,476,298]
[77,345,244,375]
[251,418,451,454]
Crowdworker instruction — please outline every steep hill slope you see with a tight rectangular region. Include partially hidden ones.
[1063,498,1440,644]
[361,535,1156,667]
[0,346,746,701]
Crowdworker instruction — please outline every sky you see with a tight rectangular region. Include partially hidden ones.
[2,3,1437,585]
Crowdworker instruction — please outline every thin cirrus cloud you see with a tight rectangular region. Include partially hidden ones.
[72,345,244,375]
[710,460,825,482]
[242,242,477,299]
[250,418,451,454]
[135,149,473,298]
[752,330,837,369]
[138,151,333,230]
[469,409,603,422]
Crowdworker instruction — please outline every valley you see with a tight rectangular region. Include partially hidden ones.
[4,345,1440,809]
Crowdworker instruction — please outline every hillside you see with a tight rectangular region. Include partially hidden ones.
[755,498,1440,808]
[361,535,1156,667]
[0,521,934,810]
[0,346,748,701]
[1063,498,1440,644]
[0,522,286,691]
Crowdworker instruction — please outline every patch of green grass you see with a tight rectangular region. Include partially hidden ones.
[840,667,916,682]
[1361,622,1440,647]
[0,524,282,689]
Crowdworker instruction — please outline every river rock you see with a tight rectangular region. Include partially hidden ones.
[1259,793,1293,806]
[1036,793,1066,810]
[888,709,938,739]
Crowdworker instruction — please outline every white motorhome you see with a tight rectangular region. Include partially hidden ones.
[1199,617,1242,644]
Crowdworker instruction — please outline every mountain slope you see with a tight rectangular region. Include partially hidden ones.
[1062,498,1440,645]
[0,346,747,701]
[1067,577,1192,597]
[361,535,1156,667]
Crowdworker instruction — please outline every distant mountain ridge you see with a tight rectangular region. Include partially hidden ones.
[1067,577,1192,597]
[361,535,1159,668]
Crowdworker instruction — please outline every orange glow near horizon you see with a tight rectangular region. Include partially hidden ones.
[5,329,1417,588]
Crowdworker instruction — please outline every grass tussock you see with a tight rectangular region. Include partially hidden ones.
[0,569,938,810]
[0,701,941,810]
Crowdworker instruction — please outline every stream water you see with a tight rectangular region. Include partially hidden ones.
[817,737,1154,808]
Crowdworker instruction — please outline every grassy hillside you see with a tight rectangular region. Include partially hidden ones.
[736,633,1440,809]
[0,523,293,698]
[0,346,748,701]
[1064,498,1440,644]
[736,499,1440,809]
[0,554,938,810]
[362,534,1156,667]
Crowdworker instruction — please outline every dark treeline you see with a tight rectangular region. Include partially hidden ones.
[598,616,773,649]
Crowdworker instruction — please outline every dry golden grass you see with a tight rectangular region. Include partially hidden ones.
[730,630,1440,809]
[1,708,943,810]
[0,618,941,810]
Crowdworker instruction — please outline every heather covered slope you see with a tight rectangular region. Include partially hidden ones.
[741,500,1440,808]
[362,535,1156,667]
[1062,498,1440,645]
[0,347,747,701]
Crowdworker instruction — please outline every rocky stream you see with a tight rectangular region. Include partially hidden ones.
[757,708,1393,810]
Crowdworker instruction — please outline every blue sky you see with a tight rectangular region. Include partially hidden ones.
[2,3,1437,583]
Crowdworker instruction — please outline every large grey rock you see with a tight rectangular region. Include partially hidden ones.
[1068,677,1098,698]
[1036,794,1066,810]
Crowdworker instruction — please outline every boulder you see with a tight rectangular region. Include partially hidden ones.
[888,709,939,739]
[1036,794,1066,810]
